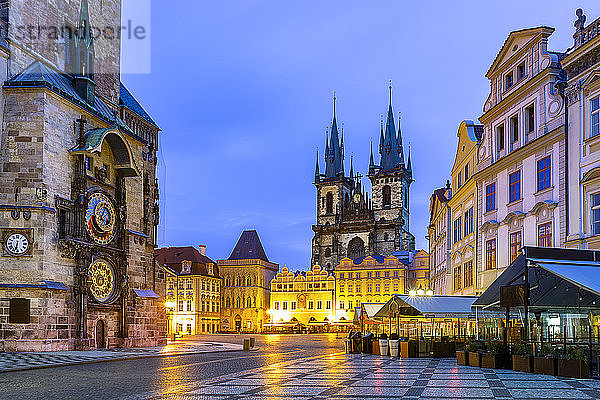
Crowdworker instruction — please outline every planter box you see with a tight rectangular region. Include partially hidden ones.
[558,359,588,379]
[372,340,380,355]
[534,357,557,376]
[389,340,400,357]
[456,350,469,366]
[432,341,456,358]
[512,355,533,373]
[468,352,481,367]
[379,339,389,356]
[481,353,502,369]
[401,341,417,358]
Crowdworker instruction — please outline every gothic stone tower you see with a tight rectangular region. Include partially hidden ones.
[312,90,415,273]
[0,0,165,351]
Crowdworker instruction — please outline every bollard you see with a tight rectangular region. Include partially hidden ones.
[243,338,251,351]
[249,337,255,348]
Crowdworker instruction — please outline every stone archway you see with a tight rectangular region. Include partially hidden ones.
[347,237,365,260]
[234,314,242,332]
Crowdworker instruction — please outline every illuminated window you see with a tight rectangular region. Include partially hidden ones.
[463,261,473,288]
[453,265,462,291]
[367,284,372,293]
[375,284,380,292]
[291,301,296,310]
[464,208,473,236]
[282,301,288,310]
[384,284,389,292]
[538,223,552,247]
[356,284,361,293]
[274,301,280,310]
[308,301,314,310]
[593,193,600,235]
[339,284,344,293]
[510,231,522,262]
[486,239,496,270]
[326,301,331,309]
[317,301,322,310]
[178,300,183,312]
[339,301,344,310]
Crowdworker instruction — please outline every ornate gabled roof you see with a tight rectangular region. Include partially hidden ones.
[228,230,269,262]
[155,246,219,277]
[120,83,160,129]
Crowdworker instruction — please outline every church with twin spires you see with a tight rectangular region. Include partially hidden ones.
[311,86,416,272]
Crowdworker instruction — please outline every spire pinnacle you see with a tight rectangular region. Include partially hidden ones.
[315,149,320,182]
[349,154,354,178]
[333,91,337,117]
[407,145,412,173]
[389,79,392,105]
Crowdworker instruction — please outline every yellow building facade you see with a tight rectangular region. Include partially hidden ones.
[448,121,481,295]
[427,184,451,294]
[156,246,222,335]
[268,265,335,329]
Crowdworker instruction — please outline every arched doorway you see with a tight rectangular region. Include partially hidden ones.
[95,320,106,349]
[234,314,242,332]
[347,237,365,260]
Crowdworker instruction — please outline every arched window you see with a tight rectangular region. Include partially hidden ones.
[226,276,231,287]
[236,276,241,286]
[347,237,365,260]
[225,297,230,308]
[246,297,252,308]
[326,192,333,214]
[382,185,391,207]
[325,247,331,257]
[246,276,252,286]
[253,296,256,307]
[236,297,241,308]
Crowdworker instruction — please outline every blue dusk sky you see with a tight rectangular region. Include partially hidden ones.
[122,1,599,269]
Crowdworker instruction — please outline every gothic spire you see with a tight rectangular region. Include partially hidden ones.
[324,93,344,178]
[407,145,412,175]
[314,149,320,182]
[380,81,401,170]
[349,154,354,179]
[398,111,405,165]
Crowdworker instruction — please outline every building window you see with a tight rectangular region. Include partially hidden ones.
[339,272,344,279]
[9,298,30,324]
[453,265,462,291]
[517,62,525,81]
[348,272,353,279]
[496,125,505,152]
[463,261,473,288]
[375,283,380,292]
[393,284,399,293]
[505,72,513,90]
[356,272,361,279]
[186,301,192,312]
[486,183,496,212]
[382,185,391,207]
[348,301,353,309]
[537,156,551,192]
[317,301,322,310]
[326,300,331,309]
[356,284,361,293]
[464,163,469,181]
[509,231,522,263]
[486,239,496,270]
[85,156,92,171]
[592,97,600,138]
[509,171,521,203]
[291,301,296,310]
[538,222,552,247]
[348,284,353,293]
[282,301,288,310]
[526,105,535,135]
[593,193,600,235]
[367,284,372,293]
[510,115,519,143]
[308,301,314,310]
[464,208,473,236]
[393,270,399,278]
[453,217,462,243]
[375,271,380,278]
[339,284,344,293]
[339,301,344,310]
[178,300,183,312]
[384,283,389,292]
[366,271,372,278]
[457,172,462,188]
[326,192,333,214]
[384,271,389,278]
[274,301,280,310]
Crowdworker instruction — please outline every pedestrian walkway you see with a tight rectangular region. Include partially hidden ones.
[124,354,600,399]
[0,340,243,373]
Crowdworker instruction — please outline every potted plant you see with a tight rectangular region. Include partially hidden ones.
[481,342,504,369]
[534,345,557,376]
[512,343,533,373]
[467,342,482,367]
[557,347,588,379]
[456,343,469,366]
[389,333,400,357]
[378,333,389,356]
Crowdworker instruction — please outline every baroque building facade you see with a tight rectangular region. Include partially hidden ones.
[218,230,278,333]
[155,246,221,335]
[0,0,164,351]
[311,90,415,272]
[427,182,451,294]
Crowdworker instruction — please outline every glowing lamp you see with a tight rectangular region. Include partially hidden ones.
[165,301,176,309]
[426,289,434,296]
[409,290,417,297]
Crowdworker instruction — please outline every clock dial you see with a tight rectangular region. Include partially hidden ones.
[87,259,116,303]
[353,193,361,203]
[6,233,29,255]
[85,192,117,245]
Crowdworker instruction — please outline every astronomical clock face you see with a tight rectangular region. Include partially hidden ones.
[85,192,117,245]
[353,193,361,203]
[5,233,29,255]
[87,259,117,303]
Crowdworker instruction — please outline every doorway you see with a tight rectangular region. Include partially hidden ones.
[95,320,106,349]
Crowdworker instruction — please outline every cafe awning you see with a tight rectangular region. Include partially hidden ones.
[474,246,600,311]
[374,295,478,318]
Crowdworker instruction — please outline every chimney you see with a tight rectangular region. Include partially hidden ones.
[198,244,206,256]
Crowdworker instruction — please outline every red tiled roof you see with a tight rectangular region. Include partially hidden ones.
[154,246,219,277]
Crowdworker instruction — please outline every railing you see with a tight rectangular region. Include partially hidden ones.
[575,16,600,48]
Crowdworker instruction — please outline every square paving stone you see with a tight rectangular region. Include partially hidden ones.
[335,385,408,397]
[420,387,495,398]
[254,385,331,396]
[426,380,490,388]
[502,380,574,389]
[188,385,260,395]
[508,388,593,399]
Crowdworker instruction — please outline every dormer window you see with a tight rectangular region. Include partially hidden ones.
[505,72,513,90]
[181,260,192,274]
[517,63,525,81]
[207,263,214,275]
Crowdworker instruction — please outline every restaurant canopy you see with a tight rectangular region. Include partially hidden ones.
[474,246,600,311]
[374,294,478,318]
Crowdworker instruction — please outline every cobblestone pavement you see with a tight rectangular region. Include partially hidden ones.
[0,340,243,373]
[123,354,600,400]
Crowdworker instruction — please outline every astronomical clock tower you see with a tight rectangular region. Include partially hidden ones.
[0,0,166,351]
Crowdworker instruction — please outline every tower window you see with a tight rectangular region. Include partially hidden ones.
[382,185,391,207]
[325,192,333,214]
